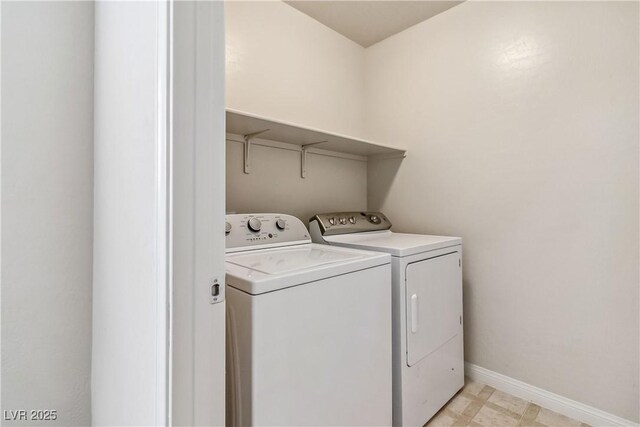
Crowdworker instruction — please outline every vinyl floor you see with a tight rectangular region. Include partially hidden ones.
[425,379,590,427]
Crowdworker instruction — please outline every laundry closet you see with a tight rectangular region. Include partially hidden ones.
[3,1,636,426]
[223,1,639,426]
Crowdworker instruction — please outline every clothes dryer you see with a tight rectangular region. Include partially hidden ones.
[310,212,463,427]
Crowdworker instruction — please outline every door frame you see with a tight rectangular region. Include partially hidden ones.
[169,2,227,425]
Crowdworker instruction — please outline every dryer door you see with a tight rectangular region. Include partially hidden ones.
[405,252,462,366]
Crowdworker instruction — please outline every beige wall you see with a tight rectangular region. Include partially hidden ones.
[365,1,639,421]
[1,2,94,425]
[226,140,367,223]
[225,1,368,222]
[226,1,366,137]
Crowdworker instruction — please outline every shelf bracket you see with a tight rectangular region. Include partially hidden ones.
[301,141,327,178]
[242,129,269,174]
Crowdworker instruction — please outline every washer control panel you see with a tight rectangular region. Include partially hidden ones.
[225,213,311,252]
[310,211,392,236]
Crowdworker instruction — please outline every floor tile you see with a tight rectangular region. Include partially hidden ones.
[463,380,486,397]
[477,385,496,401]
[461,399,485,419]
[517,419,547,427]
[522,403,542,421]
[485,401,523,420]
[535,408,582,427]
[448,393,475,415]
[452,415,472,427]
[488,389,529,415]
[472,405,520,427]
[426,412,458,426]
[426,380,588,427]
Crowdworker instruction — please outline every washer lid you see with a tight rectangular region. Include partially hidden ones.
[225,243,390,295]
[323,231,461,257]
[227,245,364,275]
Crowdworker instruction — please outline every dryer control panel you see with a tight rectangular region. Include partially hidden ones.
[309,211,392,236]
[225,213,311,253]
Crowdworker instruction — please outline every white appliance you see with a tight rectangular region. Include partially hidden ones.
[225,213,393,427]
[310,212,464,427]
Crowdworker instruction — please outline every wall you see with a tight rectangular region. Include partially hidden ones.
[225,1,367,221]
[226,1,365,137]
[226,141,367,222]
[365,1,639,422]
[92,2,168,424]
[1,2,94,425]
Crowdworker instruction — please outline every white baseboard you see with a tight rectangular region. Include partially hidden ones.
[465,362,638,427]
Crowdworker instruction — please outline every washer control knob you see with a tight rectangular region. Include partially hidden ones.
[369,215,381,224]
[275,219,286,230]
[349,216,356,224]
[247,217,262,232]
[225,222,232,235]
[328,217,336,226]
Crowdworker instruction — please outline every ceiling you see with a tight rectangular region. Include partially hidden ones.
[284,1,464,48]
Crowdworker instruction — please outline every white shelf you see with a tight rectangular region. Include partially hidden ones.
[226,109,406,157]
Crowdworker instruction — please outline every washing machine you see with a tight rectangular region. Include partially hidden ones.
[309,212,463,427]
[225,213,393,427]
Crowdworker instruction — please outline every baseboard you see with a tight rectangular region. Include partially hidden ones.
[465,362,638,427]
